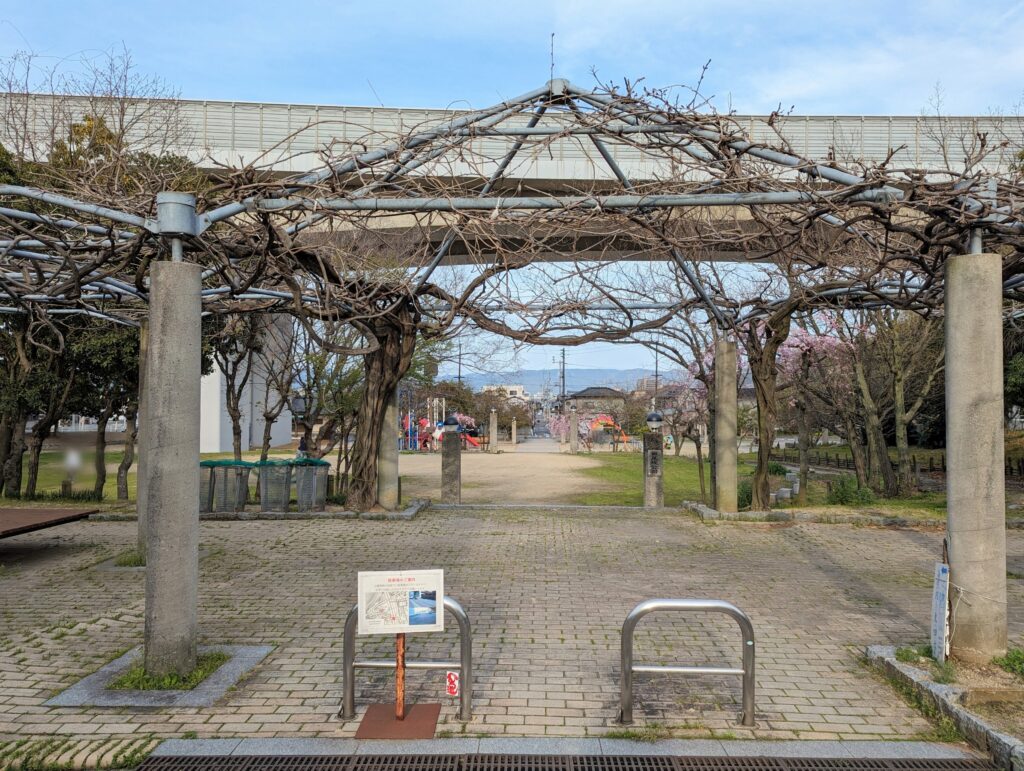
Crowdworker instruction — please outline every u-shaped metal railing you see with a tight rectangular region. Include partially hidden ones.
[619,598,756,726]
[339,595,473,721]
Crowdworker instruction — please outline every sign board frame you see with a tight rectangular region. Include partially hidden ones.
[931,562,950,662]
[357,569,444,635]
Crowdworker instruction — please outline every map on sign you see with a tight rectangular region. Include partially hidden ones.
[357,569,444,635]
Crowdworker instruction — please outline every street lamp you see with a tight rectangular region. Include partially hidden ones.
[290,394,307,419]
[646,411,664,432]
[443,414,460,433]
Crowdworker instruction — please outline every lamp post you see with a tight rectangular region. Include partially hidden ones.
[441,414,461,504]
[644,411,664,508]
[569,404,579,455]
[488,407,498,453]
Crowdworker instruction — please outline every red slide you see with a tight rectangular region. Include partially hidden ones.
[464,435,480,447]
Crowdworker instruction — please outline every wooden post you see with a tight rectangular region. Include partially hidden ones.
[395,633,406,720]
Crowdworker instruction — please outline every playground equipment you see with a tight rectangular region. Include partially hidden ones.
[589,414,630,446]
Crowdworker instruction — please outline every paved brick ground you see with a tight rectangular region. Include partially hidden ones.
[2,508,1022,744]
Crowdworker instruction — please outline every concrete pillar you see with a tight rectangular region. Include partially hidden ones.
[946,251,1006,662]
[136,319,149,555]
[441,429,461,504]
[714,338,738,513]
[511,418,517,450]
[376,390,399,510]
[643,433,664,508]
[489,410,498,453]
[143,260,202,677]
[569,410,579,454]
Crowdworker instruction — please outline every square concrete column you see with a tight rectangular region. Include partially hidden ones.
[441,429,461,504]
[489,410,498,453]
[143,260,202,677]
[714,338,738,513]
[135,319,149,554]
[511,418,517,450]
[643,433,664,508]
[376,390,400,510]
[946,250,1007,662]
[569,409,579,454]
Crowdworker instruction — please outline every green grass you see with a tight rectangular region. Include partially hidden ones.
[570,453,755,506]
[113,550,145,568]
[107,651,229,691]
[993,648,1024,678]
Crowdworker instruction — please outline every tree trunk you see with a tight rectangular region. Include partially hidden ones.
[25,433,45,498]
[854,359,898,496]
[893,368,914,494]
[746,312,793,510]
[117,405,137,500]
[672,433,683,456]
[2,414,27,498]
[796,350,811,504]
[347,306,418,511]
[840,415,869,487]
[93,404,114,499]
[0,415,11,497]
[694,435,706,503]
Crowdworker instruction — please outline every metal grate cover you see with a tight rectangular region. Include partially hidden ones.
[137,756,997,771]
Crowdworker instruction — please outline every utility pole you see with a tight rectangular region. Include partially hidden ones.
[457,340,462,384]
[559,348,566,409]
[652,349,660,411]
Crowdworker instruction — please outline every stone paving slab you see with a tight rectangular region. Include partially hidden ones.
[3,508,1024,743]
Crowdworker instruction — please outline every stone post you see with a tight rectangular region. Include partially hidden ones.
[489,410,498,453]
[143,258,202,677]
[441,429,461,504]
[569,409,579,454]
[376,389,399,510]
[714,338,738,513]
[643,432,664,508]
[135,319,149,555]
[511,418,517,450]
[946,250,1007,662]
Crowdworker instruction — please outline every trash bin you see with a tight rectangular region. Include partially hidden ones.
[208,460,254,513]
[293,457,330,511]
[199,460,216,513]
[256,459,292,512]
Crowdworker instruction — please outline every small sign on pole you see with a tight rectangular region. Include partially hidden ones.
[445,670,460,697]
[931,563,950,662]
[357,569,444,635]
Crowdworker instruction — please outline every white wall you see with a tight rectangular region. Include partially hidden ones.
[199,316,294,454]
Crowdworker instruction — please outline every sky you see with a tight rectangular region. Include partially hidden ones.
[3,0,1023,374]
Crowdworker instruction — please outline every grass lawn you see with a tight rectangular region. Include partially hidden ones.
[569,452,755,506]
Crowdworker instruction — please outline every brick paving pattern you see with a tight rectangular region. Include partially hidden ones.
[2,508,1022,743]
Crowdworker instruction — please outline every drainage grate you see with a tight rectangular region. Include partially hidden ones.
[137,756,997,771]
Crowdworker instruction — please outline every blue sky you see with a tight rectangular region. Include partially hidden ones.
[3,1,1023,374]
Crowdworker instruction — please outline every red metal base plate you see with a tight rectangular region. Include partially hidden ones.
[354,703,442,739]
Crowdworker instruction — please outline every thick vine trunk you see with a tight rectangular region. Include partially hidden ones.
[0,415,11,496]
[25,433,46,498]
[746,312,793,510]
[117,405,137,500]
[854,360,898,496]
[2,414,26,498]
[93,405,113,499]
[347,306,418,511]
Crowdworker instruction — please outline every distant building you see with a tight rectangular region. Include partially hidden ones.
[566,386,626,415]
[481,384,528,399]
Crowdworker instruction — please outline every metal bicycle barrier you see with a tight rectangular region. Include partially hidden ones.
[619,598,756,726]
[340,595,473,721]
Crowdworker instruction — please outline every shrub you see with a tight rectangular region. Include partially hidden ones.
[994,648,1024,678]
[737,480,753,510]
[826,475,875,505]
[767,461,788,476]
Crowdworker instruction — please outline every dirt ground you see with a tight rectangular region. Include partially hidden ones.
[397,446,615,504]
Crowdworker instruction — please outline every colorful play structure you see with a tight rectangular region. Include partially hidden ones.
[403,414,483,451]
[589,414,629,445]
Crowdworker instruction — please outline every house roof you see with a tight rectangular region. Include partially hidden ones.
[569,386,626,399]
